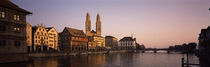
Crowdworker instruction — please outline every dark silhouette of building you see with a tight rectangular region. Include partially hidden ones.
[0,0,32,63]
[197,26,210,67]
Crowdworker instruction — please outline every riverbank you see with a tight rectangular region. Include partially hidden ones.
[28,50,132,57]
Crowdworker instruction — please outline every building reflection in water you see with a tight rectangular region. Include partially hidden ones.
[26,54,106,67]
[27,58,58,67]
[0,53,199,67]
[105,53,136,67]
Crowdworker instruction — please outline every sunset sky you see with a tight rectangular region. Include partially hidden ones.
[11,0,210,48]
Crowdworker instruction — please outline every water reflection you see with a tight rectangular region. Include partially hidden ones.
[0,53,199,67]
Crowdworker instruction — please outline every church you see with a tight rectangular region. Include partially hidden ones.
[85,12,105,51]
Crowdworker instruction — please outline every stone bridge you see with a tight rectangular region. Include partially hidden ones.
[138,48,172,53]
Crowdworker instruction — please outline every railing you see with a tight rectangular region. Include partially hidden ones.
[181,55,200,67]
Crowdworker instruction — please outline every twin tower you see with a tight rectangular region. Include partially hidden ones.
[85,12,101,36]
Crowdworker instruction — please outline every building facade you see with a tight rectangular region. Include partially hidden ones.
[119,37,136,50]
[88,36,105,50]
[198,26,210,67]
[32,25,49,52]
[85,12,105,50]
[46,27,58,50]
[26,22,32,52]
[105,36,118,50]
[0,0,31,63]
[0,0,31,53]
[59,27,88,52]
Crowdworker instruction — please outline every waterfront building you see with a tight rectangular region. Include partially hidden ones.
[32,24,49,52]
[105,36,118,50]
[59,27,88,52]
[46,27,58,50]
[0,0,31,53]
[0,0,32,63]
[88,36,106,50]
[26,22,32,52]
[85,12,105,50]
[198,26,210,67]
[119,37,136,50]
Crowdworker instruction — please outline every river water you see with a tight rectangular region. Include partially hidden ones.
[1,52,199,67]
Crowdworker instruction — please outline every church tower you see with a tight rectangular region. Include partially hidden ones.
[86,12,91,36]
[96,13,101,36]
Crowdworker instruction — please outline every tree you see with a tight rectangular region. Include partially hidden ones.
[187,42,197,53]
[140,44,145,49]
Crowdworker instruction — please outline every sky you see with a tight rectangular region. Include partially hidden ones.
[11,0,210,48]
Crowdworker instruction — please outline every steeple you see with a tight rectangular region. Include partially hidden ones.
[96,13,101,36]
[86,12,91,21]
[86,12,91,36]
[97,13,100,21]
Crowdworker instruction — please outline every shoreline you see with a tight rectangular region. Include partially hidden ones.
[28,50,132,57]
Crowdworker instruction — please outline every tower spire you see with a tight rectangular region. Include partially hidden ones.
[87,12,91,21]
[86,12,91,36]
[96,13,101,36]
[97,13,100,21]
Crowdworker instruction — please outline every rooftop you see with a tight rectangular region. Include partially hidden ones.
[65,27,86,37]
[0,0,32,14]
[119,37,136,41]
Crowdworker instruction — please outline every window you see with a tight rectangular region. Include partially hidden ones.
[13,14,20,21]
[13,27,21,33]
[14,15,17,20]
[0,11,5,18]
[17,16,20,21]
[49,40,53,42]
[49,37,53,39]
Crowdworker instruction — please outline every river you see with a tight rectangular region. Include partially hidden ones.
[0,52,199,67]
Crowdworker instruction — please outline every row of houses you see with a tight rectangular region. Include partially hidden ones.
[0,0,142,63]
[25,13,141,52]
[26,23,58,52]
[0,0,142,54]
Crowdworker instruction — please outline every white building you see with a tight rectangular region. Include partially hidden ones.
[119,37,136,50]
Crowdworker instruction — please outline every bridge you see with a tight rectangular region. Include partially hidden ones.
[137,48,172,53]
